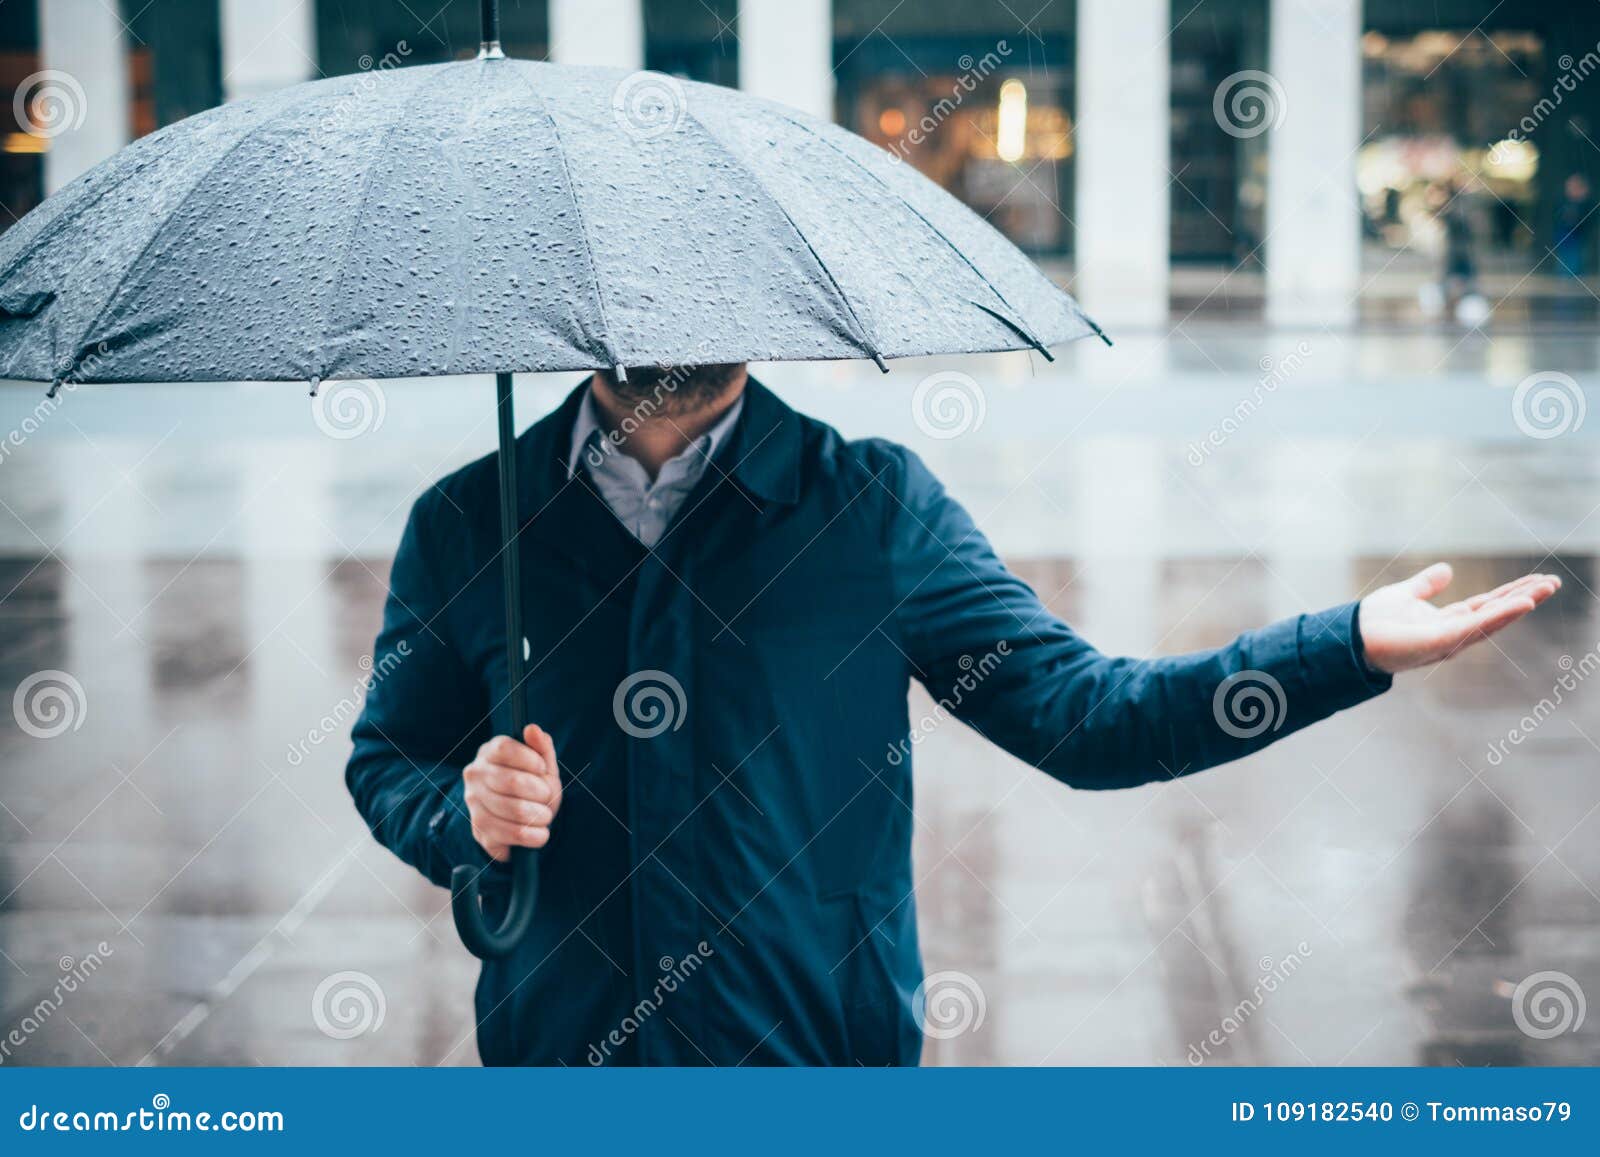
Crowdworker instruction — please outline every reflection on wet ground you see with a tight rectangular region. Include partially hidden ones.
[0,328,1597,1066]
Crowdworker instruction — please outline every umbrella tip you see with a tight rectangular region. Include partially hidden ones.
[46,379,62,399]
[478,0,503,59]
[308,375,321,397]
[871,353,888,374]
[1080,312,1114,347]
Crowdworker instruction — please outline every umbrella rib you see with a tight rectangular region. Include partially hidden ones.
[55,82,340,383]
[680,105,887,371]
[0,151,163,285]
[321,63,467,378]
[778,113,1075,355]
[0,102,237,285]
[508,64,619,369]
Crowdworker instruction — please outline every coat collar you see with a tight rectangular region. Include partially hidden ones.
[519,373,802,516]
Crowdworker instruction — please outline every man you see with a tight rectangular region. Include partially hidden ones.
[347,364,1558,1066]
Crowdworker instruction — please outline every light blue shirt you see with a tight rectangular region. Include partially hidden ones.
[567,386,745,547]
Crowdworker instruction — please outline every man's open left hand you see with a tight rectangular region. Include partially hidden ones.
[1359,562,1561,675]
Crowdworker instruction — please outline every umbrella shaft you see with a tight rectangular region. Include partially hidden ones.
[496,370,527,732]
[480,0,501,49]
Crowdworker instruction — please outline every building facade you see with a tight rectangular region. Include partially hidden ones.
[2,0,1596,326]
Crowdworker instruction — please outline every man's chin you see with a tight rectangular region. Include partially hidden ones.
[604,363,746,413]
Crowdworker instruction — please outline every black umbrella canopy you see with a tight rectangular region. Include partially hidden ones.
[0,10,1105,960]
[0,53,1100,387]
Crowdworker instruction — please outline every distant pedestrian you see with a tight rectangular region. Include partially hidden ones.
[1439,181,1477,296]
[1555,172,1595,278]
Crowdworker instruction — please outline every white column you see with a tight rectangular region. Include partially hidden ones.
[1074,0,1170,329]
[38,0,129,193]
[739,0,833,121]
[1075,439,1163,657]
[1266,0,1361,327]
[221,0,317,103]
[550,0,643,69]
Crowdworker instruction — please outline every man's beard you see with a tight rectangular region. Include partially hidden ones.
[603,364,744,416]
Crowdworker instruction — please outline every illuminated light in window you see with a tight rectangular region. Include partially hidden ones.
[878,107,906,137]
[1484,137,1538,182]
[2,132,48,154]
[996,79,1027,163]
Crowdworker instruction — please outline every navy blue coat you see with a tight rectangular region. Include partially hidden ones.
[346,378,1390,1065]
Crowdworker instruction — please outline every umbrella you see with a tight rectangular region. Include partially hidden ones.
[0,0,1106,958]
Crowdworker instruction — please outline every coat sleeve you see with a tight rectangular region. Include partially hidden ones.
[882,445,1391,788]
[345,493,502,888]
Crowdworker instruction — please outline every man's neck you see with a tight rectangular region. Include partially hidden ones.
[590,371,748,479]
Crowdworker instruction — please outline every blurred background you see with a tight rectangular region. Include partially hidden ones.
[0,0,1598,1067]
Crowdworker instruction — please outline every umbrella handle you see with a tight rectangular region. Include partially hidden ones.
[450,371,540,959]
[451,849,539,958]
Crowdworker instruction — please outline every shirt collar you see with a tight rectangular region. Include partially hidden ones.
[567,384,745,481]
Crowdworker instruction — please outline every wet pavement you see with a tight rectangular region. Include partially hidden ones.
[0,323,1597,1066]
